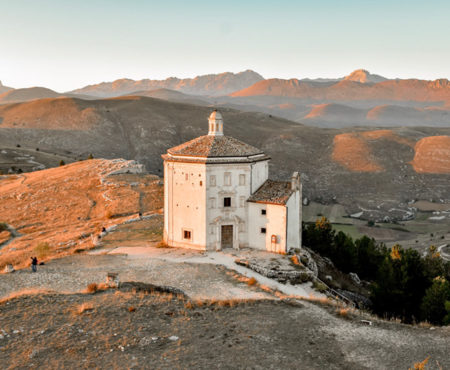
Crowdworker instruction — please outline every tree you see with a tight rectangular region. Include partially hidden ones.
[420,277,450,325]
[88,153,94,159]
[59,160,65,166]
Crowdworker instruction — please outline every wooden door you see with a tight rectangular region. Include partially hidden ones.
[221,225,233,249]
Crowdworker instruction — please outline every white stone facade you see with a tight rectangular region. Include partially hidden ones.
[162,110,301,253]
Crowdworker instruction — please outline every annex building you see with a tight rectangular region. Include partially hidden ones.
[162,110,301,253]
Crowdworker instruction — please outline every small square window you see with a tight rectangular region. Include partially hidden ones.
[224,197,231,207]
[210,175,216,187]
[261,209,266,215]
[260,228,266,234]
[183,230,192,240]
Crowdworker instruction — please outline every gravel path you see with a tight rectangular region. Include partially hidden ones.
[0,251,275,300]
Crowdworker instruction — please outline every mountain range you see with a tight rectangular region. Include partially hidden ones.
[2,69,449,128]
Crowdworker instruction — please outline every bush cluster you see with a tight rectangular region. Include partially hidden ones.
[303,217,450,324]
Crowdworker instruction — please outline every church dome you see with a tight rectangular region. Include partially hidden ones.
[209,110,223,122]
[208,109,223,136]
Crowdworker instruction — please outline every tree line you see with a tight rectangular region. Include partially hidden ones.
[303,217,450,325]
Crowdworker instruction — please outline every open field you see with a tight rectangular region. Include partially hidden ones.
[304,202,450,260]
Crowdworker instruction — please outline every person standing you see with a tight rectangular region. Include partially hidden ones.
[31,257,38,272]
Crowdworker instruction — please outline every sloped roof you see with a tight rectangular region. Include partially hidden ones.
[247,180,294,205]
[167,135,264,158]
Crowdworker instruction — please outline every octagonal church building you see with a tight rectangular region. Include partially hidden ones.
[162,110,301,253]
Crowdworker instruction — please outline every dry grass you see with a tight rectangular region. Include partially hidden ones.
[337,307,350,317]
[156,241,169,248]
[86,283,98,294]
[0,288,52,304]
[34,242,50,259]
[77,302,94,314]
[105,210,114,219]
[290,255,301,265]
[409,356,430,370]
[247,277,257,286]
[183,298,256,309]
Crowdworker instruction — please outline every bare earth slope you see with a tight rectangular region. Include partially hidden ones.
[0,159,162,270]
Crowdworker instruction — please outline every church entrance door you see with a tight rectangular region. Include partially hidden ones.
[221,225,233,249]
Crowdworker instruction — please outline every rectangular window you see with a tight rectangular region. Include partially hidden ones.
[224,197,231,207]
[239,196,245,208]
[239,174,246,186]
[261,209,266,215]
[183,230,192,240]
[224,172,231,186]
[185,173,189,181]
[210,175,216,187]
[260,228,266,234]
[209,197,216,209]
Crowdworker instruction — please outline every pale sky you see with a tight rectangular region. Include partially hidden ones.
[1,0,449,92]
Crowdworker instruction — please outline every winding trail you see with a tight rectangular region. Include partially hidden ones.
[0,224,22,251]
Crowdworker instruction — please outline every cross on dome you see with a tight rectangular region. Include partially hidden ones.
[208,109,223,136]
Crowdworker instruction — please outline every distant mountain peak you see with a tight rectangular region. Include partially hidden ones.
[344,69,387,83]
[71,70,264,98]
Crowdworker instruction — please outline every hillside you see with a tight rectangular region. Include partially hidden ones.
[70,70,264,97]
[125,88,209,106]
[1,287,448,369]
[0,159,162,270]
[0,87,62,104]
[0,96,449,219]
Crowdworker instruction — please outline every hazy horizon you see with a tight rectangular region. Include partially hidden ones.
[1,0,449,91]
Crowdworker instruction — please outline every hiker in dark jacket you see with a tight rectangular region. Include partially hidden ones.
[31,257,38,272]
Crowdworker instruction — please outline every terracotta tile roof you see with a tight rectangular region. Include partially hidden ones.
[167,135,264,158]
[247,180,294,205]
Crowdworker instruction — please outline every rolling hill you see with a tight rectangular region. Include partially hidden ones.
[0,96,449,220]
[0,87,63,104]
